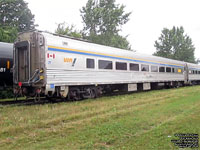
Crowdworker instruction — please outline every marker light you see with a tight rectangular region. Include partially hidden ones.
[18,82,22,87]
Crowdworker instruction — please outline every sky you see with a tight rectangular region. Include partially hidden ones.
[25,0,200,59]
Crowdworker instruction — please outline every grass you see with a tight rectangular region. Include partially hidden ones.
[0,86,200,150]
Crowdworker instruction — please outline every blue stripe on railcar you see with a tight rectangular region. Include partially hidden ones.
[48,46,184,68]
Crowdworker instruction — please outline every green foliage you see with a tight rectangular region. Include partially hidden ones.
[55,23,82,38]
[0,0,35,32]
[80,0,131,50]
[0,26,18,42]
[154,26,196,63]
[0,88,14,99]
[87,32,131,49]
[0,0,35,42]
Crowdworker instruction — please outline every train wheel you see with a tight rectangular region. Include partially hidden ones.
[89,88,96,99]
[34,93,41,102]
[68,88,81,101]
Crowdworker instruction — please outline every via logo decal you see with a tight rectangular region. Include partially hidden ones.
[64,58,77,67]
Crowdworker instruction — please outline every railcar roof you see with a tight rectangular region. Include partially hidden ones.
[18,30,199,67]
[187,62,200,69]
[43,31,186,66]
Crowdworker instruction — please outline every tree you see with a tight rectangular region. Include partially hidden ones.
[55,23,82,38]
[87,33,131,49]
[80,0,131,50]
[154,26,196,63]
[0,26,18,42]
[0,0,35,32]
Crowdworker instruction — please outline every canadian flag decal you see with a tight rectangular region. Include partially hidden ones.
[47,53,55,59]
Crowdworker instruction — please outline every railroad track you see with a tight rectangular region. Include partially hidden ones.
[0,98,69,106]
[0,90,151,106]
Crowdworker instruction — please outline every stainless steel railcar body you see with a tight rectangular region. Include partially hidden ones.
[13,31,200,99]
[187,63,200,83]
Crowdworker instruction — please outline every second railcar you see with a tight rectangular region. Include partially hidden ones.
[0,42,13,88]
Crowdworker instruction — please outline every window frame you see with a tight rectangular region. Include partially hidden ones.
[172,68,175,73]
[86,58,95,69]
[166,67,172,73]
[141,64,149,72]
[129,63,139,71]
[159,66,165,73]
[98,59,113,70]
[116,62,127,71]
[151,65,158,72]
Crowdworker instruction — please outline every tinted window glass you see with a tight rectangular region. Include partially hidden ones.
[151,66,158,72]
[141,64,149,72]
[159,67,165,72]
[130,63,139,71]
[166,67,171,73]
[198,71,200,74]
[172,68,175,73]
[86,58,94,68]
[98,60,112,69]
[116,62,127,70]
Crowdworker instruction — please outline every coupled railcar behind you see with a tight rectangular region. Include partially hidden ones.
[187,63,200,84]
[0,42,13,89]
[13,31,200,100]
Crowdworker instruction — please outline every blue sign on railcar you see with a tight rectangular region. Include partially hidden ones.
[50,84,55,89]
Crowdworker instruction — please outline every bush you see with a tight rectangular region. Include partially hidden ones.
[0,88,14,99]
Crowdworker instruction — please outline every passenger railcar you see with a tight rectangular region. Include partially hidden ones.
[0,42,13,89]
[187,63,200,84]
[13,31,200,100]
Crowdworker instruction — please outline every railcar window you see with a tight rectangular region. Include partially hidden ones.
[130,63,139,71]
[198,71,200,74]
[172,68,175,73]
[166,67,171,73]
[116,62,127,70]
[151,66,158,72]
[159,67,165,72]
[195,70,198,74]
[98,60,112,69]
[86,58,95,69]
[141,64,149,72]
